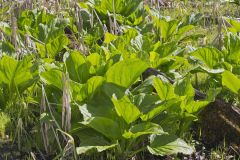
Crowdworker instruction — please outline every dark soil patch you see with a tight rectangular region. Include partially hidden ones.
[0,140,28,160]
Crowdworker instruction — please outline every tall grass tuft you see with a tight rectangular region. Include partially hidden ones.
[62,72,71,132]
[0,112,10,139]
[40,86,50,154]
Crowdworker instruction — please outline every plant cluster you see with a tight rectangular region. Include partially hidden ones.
[0,0,240,159]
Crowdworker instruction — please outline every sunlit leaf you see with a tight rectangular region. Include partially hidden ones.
[112,95,141,124]
[40,69,62,89]
[76,128,117,154]
[0,56,34,92]
[222,70,240,94]
[148,134,195,156]
[191,47,223,68]
[123,122,165,139]
[65,51,90,83]
[105,59,148,88]
[81,117,122,140]
[153,78,175,100]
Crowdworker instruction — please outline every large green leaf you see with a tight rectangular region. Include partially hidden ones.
[81,117,122,140]
[79,102,117,121]
[71,76,105,102]
[123,122,165,139]
[159,113,182,134]
[0,56,34,92]
[153,78,175,100]
[175,25,194,41]
[153,41,178,58]
[76,136,117,154]
[191,65,224,74]
[147,135,195,156]
[105,59,148,88]
[102,82,126,99]
[36,34,69,58]
[222,70,240,94]
[174,76,194,97]
[87,53,105,75]
[191,47,223,68]
[184,100,209,114]
[65,51,90,83]
[226,18,240,33]
[132,76,155,95]
[40,69,63,90]
[104,32,118,44]
[78,85,125,120]
[226,33,240,64]
[46,34,69,58]
[92,0,141,17]
[153,18,178,42]
[38,23,48,42]
[133,93,159,113]
[24,13,70,58]
[70,81,86,102]
[112,95,141,124]
[86,76,105,97]
[140,99,179,121]
[76,128,117,154]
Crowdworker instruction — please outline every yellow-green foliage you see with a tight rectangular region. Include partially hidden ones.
[0,112,10,138]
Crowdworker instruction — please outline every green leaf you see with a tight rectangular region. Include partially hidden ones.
[93,0,141,17]
[153,78,175,100]
[65,51,90,83]
[175,25,194,41]
[76,128,117,154]
[198,66,224,74]
[123,122,165,139]
[132,76,155,95]
[105,59,148,88]
[133,93,159,113]
[104,32,118,44]
[226,33,240,64]
[87,53,102,67]
[0,56,34,92]
[38,23,48,42]
[102,82,126,100]
[46,34,69,58]
[226,18,240,33]
[154,18,178,41]
[71,76,105,102]
[70,81,86,102]
[40,69,62,89]
[112,95,141,124]
[184,100,209,114]
[86,76,105,97]
[222,70,240,94]
[191,47,223,68]
[76,137,117,154]
[87,53,105,75]
[147,135,195,156]
[81,117,122,140]
[153,41,178,58]
[174,76,194,97]
[36,42,46,58]
[206,87,222,102]
[158,113,182,134]
[141,99,178,121]
[0,22,11,36]
[79,101,117,120]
